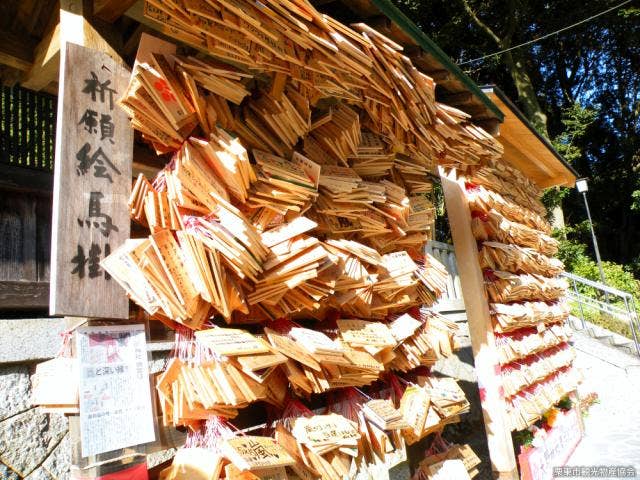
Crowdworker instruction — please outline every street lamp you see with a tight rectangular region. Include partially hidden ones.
[576,178,607,287]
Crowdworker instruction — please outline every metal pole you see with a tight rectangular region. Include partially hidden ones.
[627,296,640,357]
[582,191,607,288]
[573,278,586,330]
[622,295,640,357]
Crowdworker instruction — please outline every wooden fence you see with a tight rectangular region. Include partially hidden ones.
[426,240,465,313]
[1,86,56,171]
[0,86,56,310]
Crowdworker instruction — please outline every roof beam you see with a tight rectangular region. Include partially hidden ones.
[21,21,61,91]
[459,103,491,117]
[365,15,414,46]
[333,0,381,18]
[21,0,126,92]
[476,118,501,136]
[439,91,473,106]
[404,46,436,69]
[94,0,138,23]
[0,32,36,72]
[424,69,451,82]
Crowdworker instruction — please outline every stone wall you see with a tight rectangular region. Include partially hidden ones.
[0,318,69,479]
[0,318,174,480]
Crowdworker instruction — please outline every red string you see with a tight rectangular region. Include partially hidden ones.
[56,331,74,358]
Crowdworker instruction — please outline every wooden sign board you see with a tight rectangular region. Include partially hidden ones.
[518,407,583,480]
[50,42,133,319]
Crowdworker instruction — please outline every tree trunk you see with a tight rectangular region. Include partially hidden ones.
[502,50,549,137]
[458,0,549,136]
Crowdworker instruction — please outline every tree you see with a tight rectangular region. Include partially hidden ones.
[394,0,640,267]
[457,0,549,135]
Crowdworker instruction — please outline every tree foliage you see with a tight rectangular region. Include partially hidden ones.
[394,0,640,267]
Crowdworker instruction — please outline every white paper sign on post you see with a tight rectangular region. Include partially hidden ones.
[76,324,155,457]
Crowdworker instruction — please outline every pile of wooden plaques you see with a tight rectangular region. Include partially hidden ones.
[259,401,370,480]
[335,311,458,373]
[291,413,361,472]
[478,241,564,277]
[326,390,408,469]
[156,328,295,427]
[472,210,558,257]
[462,159,578,430]
[142,1,447,168]
[348,132,395,178]
[102,0,495,475]
[266,323,384,395]
[114,159,449,325]
[306,104,361,165]
[465,183,550,233]
[109,31,452,322]
[387,311,458,372]
[309,159,437,254]
[398,377,469,446]
[160,433,298,480]
[434,104,504,167]
[506,367,582,431]
[120,36,253,153]
[484,271,568,304]
[495,324,572,364]
[470,163,546,216]
[249,151,317,217]
[234,89,311,158]
[272,375,472,479]
[152,313,460,425]
[156,357,264,426]
[491,301,570,333]
[500,344,575,397]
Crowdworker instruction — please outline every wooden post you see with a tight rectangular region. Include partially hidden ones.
[439,166,519,480]
[22,0,125,91]
[45,3,157,478]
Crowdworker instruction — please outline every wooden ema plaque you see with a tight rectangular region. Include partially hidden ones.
[222,436,295,471]
[50,42,133,319]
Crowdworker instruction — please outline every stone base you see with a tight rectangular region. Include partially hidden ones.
[0,365,70,479]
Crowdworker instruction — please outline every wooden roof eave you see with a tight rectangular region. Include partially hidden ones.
[482,86,579,189]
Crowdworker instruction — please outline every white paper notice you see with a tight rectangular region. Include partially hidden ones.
[77,324,155,457]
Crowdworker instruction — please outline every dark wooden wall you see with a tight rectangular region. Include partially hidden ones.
[0,190,51,309]
[0,85,55,311]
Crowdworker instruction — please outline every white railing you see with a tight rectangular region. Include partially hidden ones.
[425,241,465,312]
[424,242,640,356]
[563,271,640,356]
